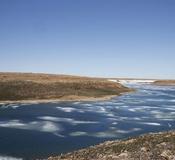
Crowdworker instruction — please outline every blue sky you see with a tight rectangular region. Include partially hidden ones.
[0,0,175,79]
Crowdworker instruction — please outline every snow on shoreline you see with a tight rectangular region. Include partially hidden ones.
[108,79,155,85]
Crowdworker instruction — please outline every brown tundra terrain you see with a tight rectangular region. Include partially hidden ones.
[0,72,132,102]
[154,80,175,86]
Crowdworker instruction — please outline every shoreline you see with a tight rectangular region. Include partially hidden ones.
[0,95,121,105]
[0,88,135,105]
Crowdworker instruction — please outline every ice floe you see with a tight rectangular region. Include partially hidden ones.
[0,155,22,160]
[38,116,99,125]
[140,122,161,126]
[0,120,62,133]
[56,107,77,112]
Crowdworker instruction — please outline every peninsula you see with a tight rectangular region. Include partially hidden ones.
[0,72,132,103]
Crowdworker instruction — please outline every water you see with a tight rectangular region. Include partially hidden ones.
[0,84,175,160]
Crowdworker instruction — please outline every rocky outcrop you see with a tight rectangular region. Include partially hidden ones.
[48,131,175,160]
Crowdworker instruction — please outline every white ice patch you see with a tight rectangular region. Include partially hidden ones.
[113,102,125,105]
[132,117,142,121]
[40,121,59,132]
[91,128,142,138]
[38,116,99,125]
[69,132,87,136]
[56,106,85,113]
[106,113,115,117]
[141,122,161,126]
[0,104,20,109]
[72,102,81,105]
[121,105,130,108]
[118,80,155,84]
[140,85,175,91]
[116,128,141,134]
[127,107,146,112]
[108,79,118,83]
[84,106,113,115]
[0,120,25,127]
[0,155,22,160]
[150,110,175,119]
[146,99,168,102]
[56,107,76,112]
[112,122,118,125]
[117,117,129,121]
[163,107,175,111]
[0,120,61,133]
[128,108,136,112]
[92,131,117,138]
[81,103,93,107]
[96,106,106,113]
[11,105,20,109]
[142,106,159,109]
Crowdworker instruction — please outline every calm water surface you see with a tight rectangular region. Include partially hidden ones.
[0,84,175,160]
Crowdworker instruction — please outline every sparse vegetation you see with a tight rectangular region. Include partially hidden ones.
[48,131,175,160]
[0,72,132,102]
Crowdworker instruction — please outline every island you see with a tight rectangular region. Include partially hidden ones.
[0,72,132,103]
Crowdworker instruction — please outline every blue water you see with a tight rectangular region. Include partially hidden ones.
[0,84,175,160]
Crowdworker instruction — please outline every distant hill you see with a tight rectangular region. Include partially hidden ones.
[154,80,175,86]
[0,72,132,102]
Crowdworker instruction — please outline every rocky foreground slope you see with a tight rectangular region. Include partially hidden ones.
[48,131,175,160]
